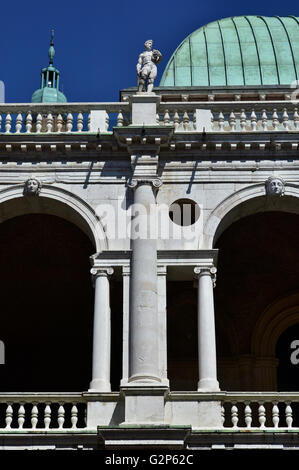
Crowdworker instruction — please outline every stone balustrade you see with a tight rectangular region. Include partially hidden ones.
[1,100,299,135]
[0,393,87,430]
[0,103,130,134]
[222,392,299,429]
[158,101,299,132]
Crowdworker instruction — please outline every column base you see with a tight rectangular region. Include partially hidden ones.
[197,378,220,392]
[89,379,111,393]
[127,373,162,385]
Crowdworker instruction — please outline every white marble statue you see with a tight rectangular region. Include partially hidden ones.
[136,40,162,93]
[24,177,42,196]
[265,176,285,196]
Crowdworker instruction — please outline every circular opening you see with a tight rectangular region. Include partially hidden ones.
[169,198,200,226]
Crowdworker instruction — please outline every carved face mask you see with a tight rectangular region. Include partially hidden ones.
[269,179,283,195]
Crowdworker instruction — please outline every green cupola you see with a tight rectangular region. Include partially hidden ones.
[31,30,67,103]
[160,16,299,87]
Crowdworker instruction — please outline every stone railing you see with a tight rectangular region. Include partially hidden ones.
[158,101,299,132]
[222,392,299,430]
[1,100,299,135]
[0,393,87,431]
[0,103,130,134]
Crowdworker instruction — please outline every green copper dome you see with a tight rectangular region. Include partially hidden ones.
[160,16,299,87]
[31,30,67,103]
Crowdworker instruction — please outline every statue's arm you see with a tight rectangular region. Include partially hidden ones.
[136,54,143,74]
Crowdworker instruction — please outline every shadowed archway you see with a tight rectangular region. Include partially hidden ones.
[214,211,299,391]
[0,213,94,392]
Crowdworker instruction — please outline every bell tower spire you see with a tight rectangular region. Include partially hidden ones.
[31,29,67,103]
[48,29,55,66]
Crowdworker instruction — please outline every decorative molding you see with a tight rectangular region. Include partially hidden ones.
[90,267,114,279]
[126,177,162,189]
[194,266,217,287]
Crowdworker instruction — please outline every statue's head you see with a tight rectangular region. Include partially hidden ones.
[265,176,285,197]
[24,177,42,196]
[144,40,153,50]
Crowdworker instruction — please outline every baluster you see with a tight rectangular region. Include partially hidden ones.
[46,113,53,133]
[229,111,236,131]
[262,109,268,131]
[26,111,32,133]
[272,402,279,428]
[258,402,266,428]
[5,113,12,133]
[71,404,78,429]
[244,402,252,428]
[57,114,63,133]
[218,111,224,132]
[66,113,73,132]
[156,113,160,125]
[221,405,225,426]
[84,407,87,427]
[36,113,42,133]
[294,108,299,130]
[88,113,91,131]
[163,109,170,125]
[240,109,247,131]
[15,113,23,133]
[18,404,25,429]
[31,404,38,430]
[272,109,279,130]
[231,404,239,428]
[58,404,65,429]
[250,110,257,131]
[0,114,2,132]
[183,111,189,130]
[173,110,179,130]
[77,112,84,132]
[5,403,13,429]
[44,403,51,429]
[117,110,124,127]
[105,111,109,131]
[282,108,289,130]
[285,402,293,428]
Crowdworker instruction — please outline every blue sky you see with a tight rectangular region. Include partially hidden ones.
[1,0,299,103]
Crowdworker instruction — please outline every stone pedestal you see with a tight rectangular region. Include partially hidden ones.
[130,94,161,126]
[121,386,168,425]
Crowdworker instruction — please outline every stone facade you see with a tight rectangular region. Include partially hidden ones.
[1,19,299,449]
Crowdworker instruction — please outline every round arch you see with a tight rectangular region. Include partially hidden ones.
[204,182,299,249]
[251,292,299,357]
[0,184,107,251]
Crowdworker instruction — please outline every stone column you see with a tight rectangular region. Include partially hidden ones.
[121,265,130,386]
[194,266,220,392]
[89,267,114,392]
[127,177,162,384]
[157,265,169,386]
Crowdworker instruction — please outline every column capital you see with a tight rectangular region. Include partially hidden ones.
[127,177,162,190]
[90,267,114,280]
[194,266,217,287]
